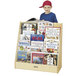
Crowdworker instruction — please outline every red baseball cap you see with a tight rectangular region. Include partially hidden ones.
[39,0,52,8]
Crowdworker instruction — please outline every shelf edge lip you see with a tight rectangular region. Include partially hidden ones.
[30,51,59,55]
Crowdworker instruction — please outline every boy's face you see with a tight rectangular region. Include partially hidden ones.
[43,5,52,13]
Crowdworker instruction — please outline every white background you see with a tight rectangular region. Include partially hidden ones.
[0,0,76,76]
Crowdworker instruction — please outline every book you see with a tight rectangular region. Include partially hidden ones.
[46,27,60,40]
[21,23,37,34]
[37,21,53,37]
[32,53,44,64]
[47,54,54,65]
[37,23,46,37]
[31,34,44,49]
[31,34,44,41]
[18,41,31,52]
[44,39,59,53]
[20,34,30,41]
[17,51,31,63]
[44,54,57,66]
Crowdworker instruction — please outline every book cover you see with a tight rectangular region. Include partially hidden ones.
[17,51,31,63]
[21,23,37,34]
[37,23,46,37]
[46,27,60,40]
[46,41,58,53]
[20,34,30,41]
[31,34,44,41]
[18,41,31,51]
[44,39,59,53]
[17,51,27,62]
[32,53,44,64]
[44,54,57,66]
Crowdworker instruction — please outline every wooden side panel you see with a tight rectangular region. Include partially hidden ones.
[53,23,62,73]
[15,22,22,68]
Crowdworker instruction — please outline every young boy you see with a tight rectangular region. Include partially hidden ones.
[39,0,58,23]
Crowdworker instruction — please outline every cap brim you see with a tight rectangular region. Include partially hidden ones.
[39,6,43,8]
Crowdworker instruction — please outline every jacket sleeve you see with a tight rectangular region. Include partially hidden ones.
[40,14,43,20]
[53,14,58,23]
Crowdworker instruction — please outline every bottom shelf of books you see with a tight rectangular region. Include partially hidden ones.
[15,21,62,73]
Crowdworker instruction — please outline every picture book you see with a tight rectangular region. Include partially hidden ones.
[17,51,31,63]
[20,34,30,41]
[44,54,57,66]
[18,41,31,52]
[46,27,60,40]
[31,34,44,41]
[31,34,44,48]
[44,39,59,53]
[37,24,46,37]
[21,23,37,34]
[37,21,53,37]
[32,53,44,64]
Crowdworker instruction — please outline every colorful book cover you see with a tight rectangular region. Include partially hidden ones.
[44,39,59,53]
[22,23,37,34]
[31,23,37,34]
[32,53,44,64]
[22,23,32,31]
[47,54,54,65]
[44,54,57,66]
[53,55,58,66]
[18,41,31,51]
[46,27,60,40]
[17,51,31,63]
[46,42,58,53]
[37,21,53,37]
[37,25,46,37]
[31,34,44,41]
[17,51,27,62]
